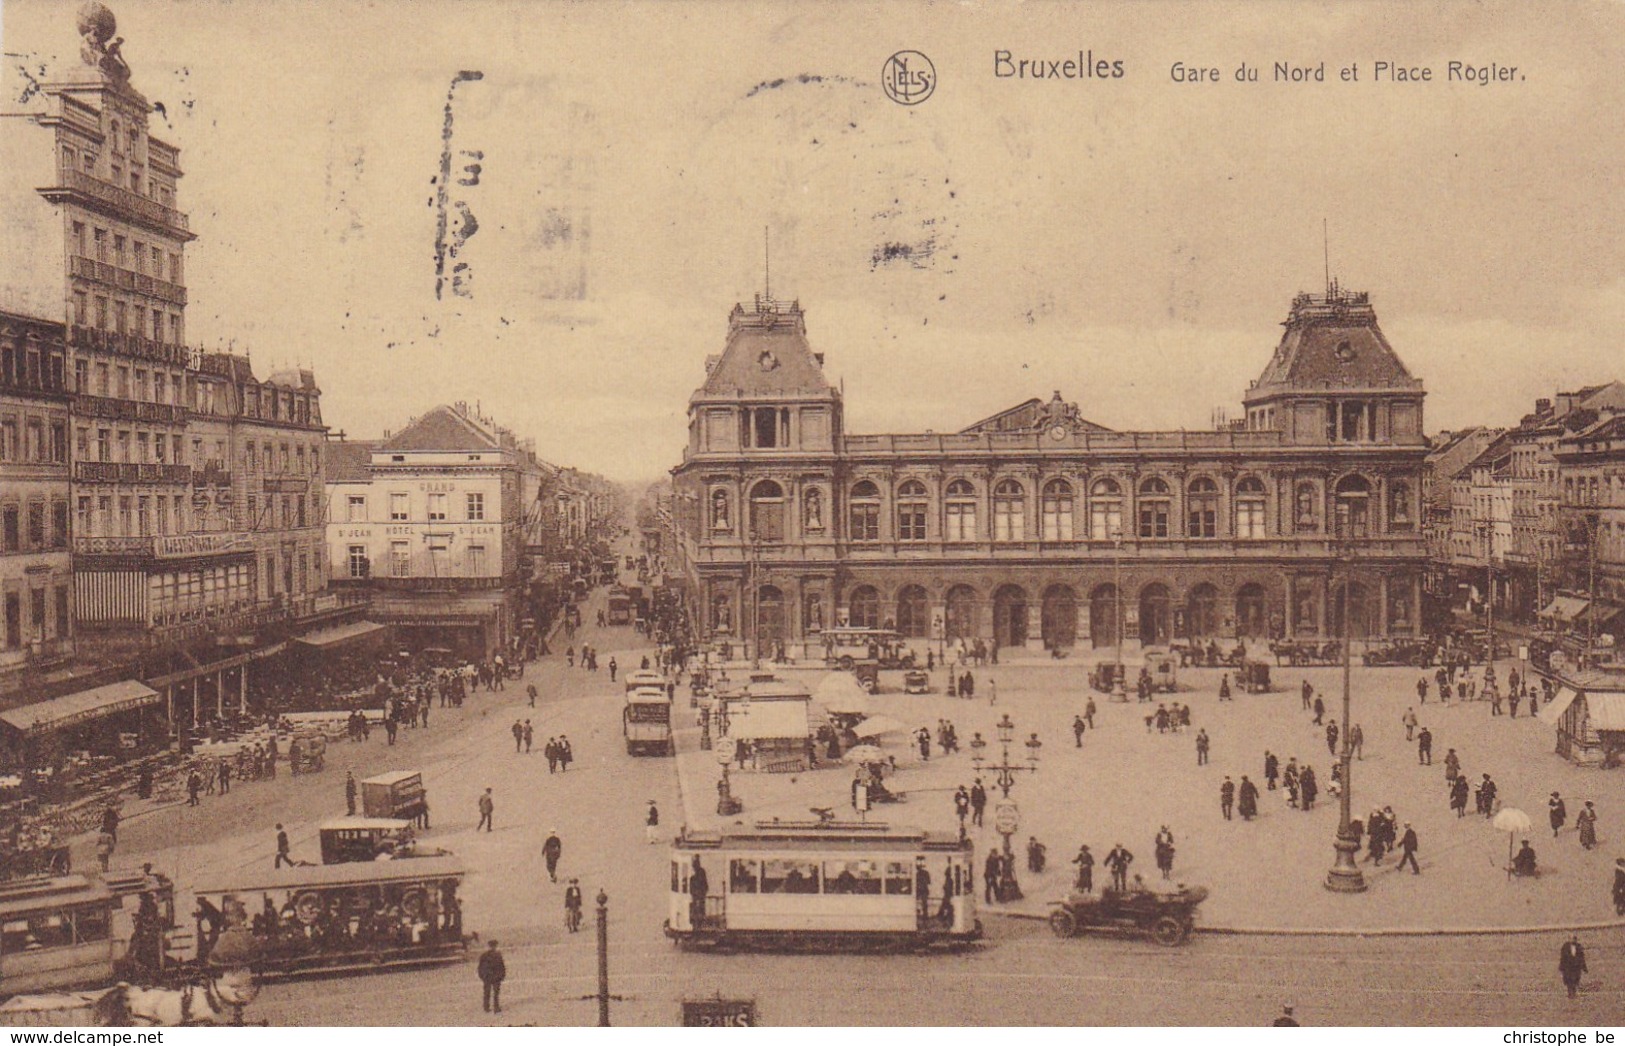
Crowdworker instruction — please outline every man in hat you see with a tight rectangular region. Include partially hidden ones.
[1612,858,1625,916]
[1220,776,1235,820]
[564,879,584,932]
[1397,822,1420,874]
[645,800,660,843]
[477,939,506,1012]
[1558,935,1587,998]
[1104,843,1134,892]
[1549,792,1567,837]
[345,771,358,816]
[477,788,495,833]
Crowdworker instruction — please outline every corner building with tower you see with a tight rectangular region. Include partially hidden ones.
[670,286,1429,659]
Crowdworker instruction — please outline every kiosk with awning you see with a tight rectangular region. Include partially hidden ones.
[1539,672,1625,768]
[1538,595,1590,625]
[717,681,813,773]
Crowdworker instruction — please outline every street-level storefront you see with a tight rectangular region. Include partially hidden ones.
[0,681,166,794]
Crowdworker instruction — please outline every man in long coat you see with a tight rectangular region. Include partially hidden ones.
[1558,936,1587,998]
[1237,776,1260,820]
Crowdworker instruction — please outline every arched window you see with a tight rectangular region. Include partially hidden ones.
[1042,479,1074,541]
[1335,475,1372,538]
[1295,481,1320,533]
[993,479,1025,541]
[896,585,929,637]
[803,488,824,532]
[1089,478,1122,541]
[1137,477,1171,539]
[848,585,880,629]
[710,489,731,532]
[849,481,880,542]
[1235,477,1266,539]
[897,480,928,543]
[749,480,784,542]
[1187,477,1218,538]
[945,480,977,542]
[1388,481,1413,531]
[945,584,977,640]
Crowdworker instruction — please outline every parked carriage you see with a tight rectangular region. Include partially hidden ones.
[665,821,980,951]
[1238,659,1273,694]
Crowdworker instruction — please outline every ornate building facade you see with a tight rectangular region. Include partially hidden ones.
[672,286,1429,658]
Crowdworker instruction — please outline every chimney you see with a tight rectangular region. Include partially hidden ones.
[1535,398,1552,416]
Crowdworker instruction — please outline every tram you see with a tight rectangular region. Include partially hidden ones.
[665,821,980,951]
[624,686,673,755]
[191,855,469,978]
[0,868,177,996]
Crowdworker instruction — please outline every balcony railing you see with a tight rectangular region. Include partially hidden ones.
[68,256,187,305]
[338,575,509,591]
[73,461,192,484]
[73,393,187,425]
[41,169,191,237]
[262,475,309,494]
[67,327,192,368]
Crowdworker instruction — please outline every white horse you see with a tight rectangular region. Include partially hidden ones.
[118,968,259,1026]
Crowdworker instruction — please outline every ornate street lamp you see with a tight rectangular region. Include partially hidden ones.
[970,714,1041,901]
[1325,519,1367,894]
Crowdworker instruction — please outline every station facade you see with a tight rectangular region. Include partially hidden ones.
[671,286,1430,658]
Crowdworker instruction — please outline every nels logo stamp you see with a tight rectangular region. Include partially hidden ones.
[882,50,935,105]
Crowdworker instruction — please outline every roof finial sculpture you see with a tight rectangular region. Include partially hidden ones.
[77,3,131,85]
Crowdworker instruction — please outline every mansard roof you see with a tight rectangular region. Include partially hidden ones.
[695,297,837,400]
[379,405,501,453]
[1248,284,1422,399]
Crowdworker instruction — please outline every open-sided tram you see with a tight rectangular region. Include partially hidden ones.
[665,821,979,951]
[191,855,468,978]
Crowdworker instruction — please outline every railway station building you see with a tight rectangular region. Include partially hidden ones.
[670,285,1430,660]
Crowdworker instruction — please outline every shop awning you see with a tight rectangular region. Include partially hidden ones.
[1577,601,1623,628]
[724,700,809,741]
[0,680,160,739]
[1538,596,1590,623]
[295,620,387,649]
[1538,686,1581,725]
[1584,692,1625,731]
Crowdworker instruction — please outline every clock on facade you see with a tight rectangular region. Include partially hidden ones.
[1049,425,1068,441]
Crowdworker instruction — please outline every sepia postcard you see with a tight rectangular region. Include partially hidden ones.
[0,0,1622,1031]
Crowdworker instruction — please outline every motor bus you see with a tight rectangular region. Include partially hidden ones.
[191,855,468,978]
[624,686,673,756]
[0,869,177,996]
[819,628,917,670]
[607,587,633,626]
[664,821,980,951]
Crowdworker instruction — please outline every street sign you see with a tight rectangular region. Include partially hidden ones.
[993,800,1019,835]
[682,998,758,1027]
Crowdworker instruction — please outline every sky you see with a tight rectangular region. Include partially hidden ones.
[3,0,1621,485]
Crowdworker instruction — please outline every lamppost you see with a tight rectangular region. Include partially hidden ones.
[1478,519,1497,672]
[969,713,1041,899]
[1111,526,1127,701]
[1325,519,1366,893]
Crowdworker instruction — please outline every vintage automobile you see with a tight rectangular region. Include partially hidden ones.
[359,770,428,823]
[1047,884,1209,946]
[318,818,431,864]
[903,670,931,695]
[1268,640,1343,666]
[1363,640,1433,667]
